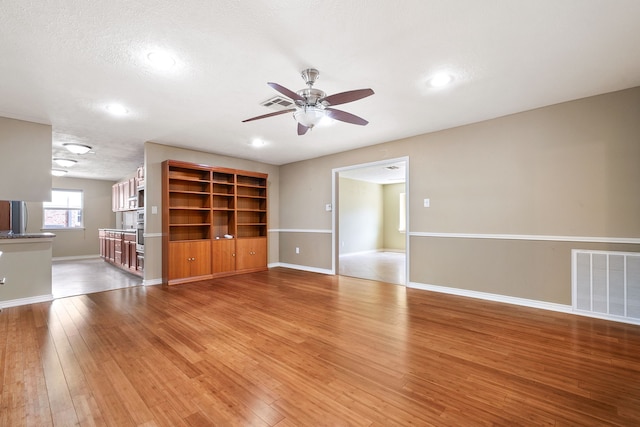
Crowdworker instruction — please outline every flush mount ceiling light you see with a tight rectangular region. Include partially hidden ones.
[250,139,266,148]
[105,103,129,116]
[63,143,92,154]
[147,51,176,70]
[53,158,77,168]
[51,169,68,177]
[429,72,453,87]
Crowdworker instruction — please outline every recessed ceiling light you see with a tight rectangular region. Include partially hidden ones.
[429,73,453,87]
[51,169,68,177]
[63,143,92,154]
[53,158,77,168]
[147,51,176,70]
[105,103,129,116]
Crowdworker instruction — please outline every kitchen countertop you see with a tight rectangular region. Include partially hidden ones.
[0,232,56,239]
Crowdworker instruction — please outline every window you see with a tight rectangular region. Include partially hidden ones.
[43,189,84,229]
[399,192,406,232]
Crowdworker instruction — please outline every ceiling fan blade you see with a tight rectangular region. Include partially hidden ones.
[242,108,295,123]
[297,123,309,136]
[321,88,374,106]
[267,82,305,102]
[325,108,369,126]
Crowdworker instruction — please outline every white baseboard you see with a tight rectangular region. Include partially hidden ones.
[0,294,53,309]
[409,281,640,326]
[53,254,101,261]
[409,281,572,313]
[270,262,333,275]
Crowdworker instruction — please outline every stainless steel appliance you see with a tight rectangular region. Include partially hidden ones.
[136,208,144,252]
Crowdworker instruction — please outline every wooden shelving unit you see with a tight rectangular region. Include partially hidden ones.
[162,160,268,285]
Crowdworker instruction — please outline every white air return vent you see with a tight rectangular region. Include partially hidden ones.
[260,96,295,111]
[573,250,640,322]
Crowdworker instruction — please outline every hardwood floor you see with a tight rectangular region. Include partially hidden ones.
[2,267,640,426]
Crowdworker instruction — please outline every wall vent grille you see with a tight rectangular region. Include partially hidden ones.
[260,96,295,111]
[572,250,640,320]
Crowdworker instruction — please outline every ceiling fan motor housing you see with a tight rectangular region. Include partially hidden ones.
[297,88,326,106]
[300,68,320,86]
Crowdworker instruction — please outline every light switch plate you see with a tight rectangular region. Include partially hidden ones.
[325,203,332,211]
[423,198,430,208]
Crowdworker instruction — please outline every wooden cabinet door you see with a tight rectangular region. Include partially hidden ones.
[169,241,211,280]
[236,238,267,271]
[122,238,130,268]
[168,242,191,280]
[119,182,128,210]
[189,240,212,277]
[112,185,119,212]
[0,200,10,231]
[212,239,235,273]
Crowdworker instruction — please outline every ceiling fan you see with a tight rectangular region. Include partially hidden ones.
[242,68,374,135]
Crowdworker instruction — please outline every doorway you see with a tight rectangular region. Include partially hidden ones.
[333,157,409,285]
[52,258,141,299]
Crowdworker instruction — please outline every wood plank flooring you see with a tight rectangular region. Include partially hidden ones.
[2,267,640,426]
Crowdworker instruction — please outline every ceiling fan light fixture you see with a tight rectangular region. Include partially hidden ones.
[293,106,325,128]
[53,158,77,167]
[63,143,92,154]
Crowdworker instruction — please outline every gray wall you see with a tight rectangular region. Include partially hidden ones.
[278,87,640,304]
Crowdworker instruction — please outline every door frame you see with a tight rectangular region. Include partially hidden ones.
[331,156,410,285]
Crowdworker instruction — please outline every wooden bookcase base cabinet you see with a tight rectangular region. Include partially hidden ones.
[236,238,267,271]
[162,160,268,285]
[167,240,212,285]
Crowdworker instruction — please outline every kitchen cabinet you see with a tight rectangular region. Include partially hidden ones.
[162,160,268,286]
[99,229,142,277]
[111,173,142,212]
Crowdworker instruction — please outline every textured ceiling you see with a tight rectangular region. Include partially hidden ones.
[1,1,639,182]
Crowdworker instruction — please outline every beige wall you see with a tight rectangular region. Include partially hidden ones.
[383,183,406,251]
[338,177,383,254]
[144,142,280,283]
[279,232,332,271]
[0,239,52,302]
[25,176,116,258]
[278,87,640,304]
[0,116,52,202]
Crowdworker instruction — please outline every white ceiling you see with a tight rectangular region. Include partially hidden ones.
[1,1,639,182]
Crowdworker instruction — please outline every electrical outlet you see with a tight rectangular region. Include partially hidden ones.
[325,203,332,211]
[295,247,300,254]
